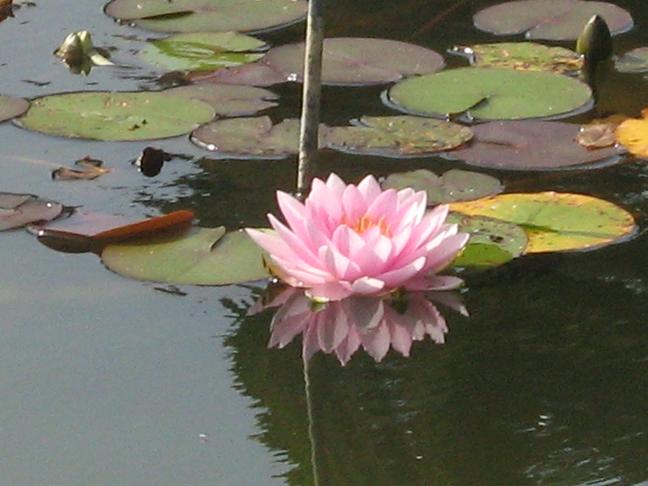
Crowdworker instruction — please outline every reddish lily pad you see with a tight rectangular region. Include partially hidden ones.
[105,0,308,34]
[473,0,633,41]
[187,62,287,86]
[382,169,502,204]
[0,192,63,231]
[450,192,636,253]
[0,95,29,122]
[164,83,278,116]
[616,47,648,73]
[101,227,269,285]
[263,38,445,86]
[445,121,620,170]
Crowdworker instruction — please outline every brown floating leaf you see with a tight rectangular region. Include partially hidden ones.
[577,115,627,149]
[52,156,111,180]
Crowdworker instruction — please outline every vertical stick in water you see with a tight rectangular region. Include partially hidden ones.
[297,0,325,196]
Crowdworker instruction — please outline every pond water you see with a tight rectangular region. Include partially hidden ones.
[1,0,648,484]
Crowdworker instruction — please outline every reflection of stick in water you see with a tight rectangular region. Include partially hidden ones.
[297,0,324,196]
[303,358,321,486]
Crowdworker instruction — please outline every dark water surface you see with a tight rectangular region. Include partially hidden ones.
[1,1,647,484]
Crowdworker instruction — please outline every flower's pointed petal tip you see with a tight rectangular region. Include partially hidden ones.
[357,174,382,199]
[325,173,346,191]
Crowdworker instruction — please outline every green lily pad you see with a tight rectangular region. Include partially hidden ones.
[445,120,620,170]
[102,227,270,285]
[473,0,633,41]
[450,192,637,253]
[263,37,445,86]
[447,213,528,268]
[0,192,63,231]
[450,42,583,74]
[325,116,472,157]
[0,95,29,122]
[105,0,308,34]
[191,116,300,158]
[615,47,648,73]
[165,83,278,116]
[18,91,215,141]
[387,67,592,121]
[140,32,266,72]
[383,169,503,204]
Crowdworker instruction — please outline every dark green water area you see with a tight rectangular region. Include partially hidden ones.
[1,0,647,484]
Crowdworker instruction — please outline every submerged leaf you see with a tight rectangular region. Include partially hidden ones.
[101,227,270,285]
[615,47,648,73]
[382,169,502,204]
[450,192,636,253]
[0,192,63,231]
[165,83,278,116]
[387,67,592,121]
[616,109,648,158]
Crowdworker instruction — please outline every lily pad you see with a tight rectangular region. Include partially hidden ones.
[263,38,445,86]
[18,91,215,141]
[616,109,648,159]
[387,68,592,121]
[449,192,636,253]
[447,213,528,267]
[450,42,583,74]
[382,169,503,204]
[140,32,266,72]
[165,83,277,116]
[101,227,270,285]
[473,0,633,41]
[325,116,472,157]
[445,121,620,170]
[0,192,63,231]
[191,116,300,158]
[616,47,648,73]
[0,95,29,122]
[187,62,288,86]
[105,0,308,34]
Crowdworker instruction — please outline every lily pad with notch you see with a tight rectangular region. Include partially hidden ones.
[473,0,633,41]
[140,32,267,72]
[104,0,308,34]
[101,227,270,285]
[445,120,621,170]
[0,95,29,122]
[165,83,278,116]
[0,192,63,231]
[325,116,472,157]
[382,169,503,204]
[450,192,636,253]
[17,91,215,141]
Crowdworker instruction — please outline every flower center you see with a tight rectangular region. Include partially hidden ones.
[349,215,391,236]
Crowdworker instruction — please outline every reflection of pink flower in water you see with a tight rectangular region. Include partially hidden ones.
[246,174,468,302]
[259,288,467,365]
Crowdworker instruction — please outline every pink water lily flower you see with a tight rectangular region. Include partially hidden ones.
[246,173,469,301]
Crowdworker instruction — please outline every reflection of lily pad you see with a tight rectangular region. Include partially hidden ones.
[0,192,63,231]
[18,91,215,141]
[105,0,308,34]
[447,213,527,267]
[474,0,633,40]
[382,169,502,204]
[0,95,29,122]
[445,121,620,170]
[325,116,472,157]
[264,38,445,85]
[616,47,648,73]
[451,42,583,74]
[140,32,266,72]
[191,116,300,158]
[450,192,636,253]
[387,68,591,121]
[102,227,269,285]
[165,83,278,116]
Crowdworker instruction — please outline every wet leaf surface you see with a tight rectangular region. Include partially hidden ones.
[325,116,472,157]
[450,42,583,74]
[18,91,215,141]
[387,68,592,121]
[450,192,636,253]
[101,227,269,285]
[615,47,648,73]
[616,108,648,158]
[104,0,308,33]
[0,192,63,231]
[140,32,266,72]
[445,120,620,170]
[263,38,445,86]
[0,94,29,122]
[447,213,528,267]
[382,169,502,204]
[473,0,633,40]
[165,83,278,116]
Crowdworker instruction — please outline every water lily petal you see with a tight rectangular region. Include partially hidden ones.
[377,255,426,287]
[350,276,385,294]
[357,174,382,201]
